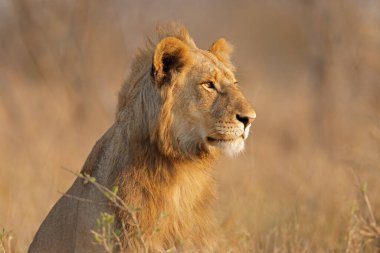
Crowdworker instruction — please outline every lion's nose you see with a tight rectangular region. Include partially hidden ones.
[236,112,256,128]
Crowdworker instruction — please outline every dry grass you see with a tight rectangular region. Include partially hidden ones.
[1,0,380,252]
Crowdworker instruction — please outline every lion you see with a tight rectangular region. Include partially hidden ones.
[28,24,256,253]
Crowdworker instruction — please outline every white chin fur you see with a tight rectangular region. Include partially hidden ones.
[214,139,245,157]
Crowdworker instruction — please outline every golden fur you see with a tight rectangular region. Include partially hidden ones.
[29,24,255,253]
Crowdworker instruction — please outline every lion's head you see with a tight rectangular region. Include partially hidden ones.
[117,24,256,159]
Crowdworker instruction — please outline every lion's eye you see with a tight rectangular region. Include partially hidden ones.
[202,81,217,91]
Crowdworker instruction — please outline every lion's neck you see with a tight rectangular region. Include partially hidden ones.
[106,125,217,238]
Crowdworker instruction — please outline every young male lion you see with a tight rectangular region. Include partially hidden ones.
[29,24,256,253]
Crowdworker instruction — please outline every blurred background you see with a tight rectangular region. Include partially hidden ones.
[0,0,379,252]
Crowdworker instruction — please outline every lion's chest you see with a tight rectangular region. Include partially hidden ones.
[163,168,214,224]
[118,164,216,250]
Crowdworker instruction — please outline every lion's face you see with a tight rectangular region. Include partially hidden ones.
[152,36,255,158]
[171,51,255,157]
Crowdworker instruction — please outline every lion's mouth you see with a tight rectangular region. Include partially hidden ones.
[205,135,245,156]
[206,136,242,143]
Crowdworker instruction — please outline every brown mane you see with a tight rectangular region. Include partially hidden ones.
[85,24,218,250]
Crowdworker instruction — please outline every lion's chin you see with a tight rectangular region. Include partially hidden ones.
[206,137,245,157]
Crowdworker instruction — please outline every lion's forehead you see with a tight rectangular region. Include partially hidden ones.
[190,50,235,82]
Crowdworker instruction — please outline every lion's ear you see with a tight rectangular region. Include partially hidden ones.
[209,38,235,71]
[153,37,191,87]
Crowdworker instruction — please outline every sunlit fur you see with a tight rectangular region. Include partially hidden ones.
[29,24,255,253]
